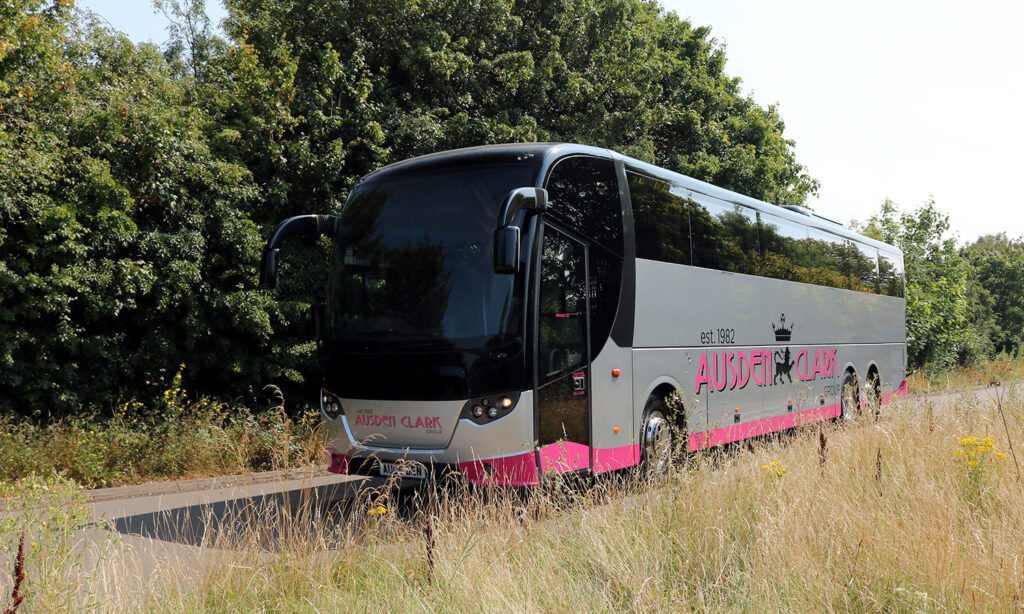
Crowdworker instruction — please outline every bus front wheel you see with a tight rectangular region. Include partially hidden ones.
[641,395,673,474]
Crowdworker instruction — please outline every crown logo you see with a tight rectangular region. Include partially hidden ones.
[772,313,793,342]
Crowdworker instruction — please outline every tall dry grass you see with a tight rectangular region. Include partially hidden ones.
[0,374,326,488]
[15,385,1024,613]
[908,354,1024,393]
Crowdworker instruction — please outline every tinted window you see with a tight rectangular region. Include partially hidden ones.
[759,212,807,282]
[690,196,759,275]
[805,229,846,289]
[589,247,621,358]
[537,229,588,385]
[545,156,623,255]
[878,250,905,297]
[627,172,690,265]
[848,241,879,293]
[326,164,533,347]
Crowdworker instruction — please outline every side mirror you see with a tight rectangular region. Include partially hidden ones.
[496,187,548,228]
[493,187,547,274]
[259,214,339,289]
[494,226,521,274]
[260,248,280,289]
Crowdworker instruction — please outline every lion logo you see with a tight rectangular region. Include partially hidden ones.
[773,347,794,385]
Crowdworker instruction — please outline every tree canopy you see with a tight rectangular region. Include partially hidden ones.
[0,0,850,416]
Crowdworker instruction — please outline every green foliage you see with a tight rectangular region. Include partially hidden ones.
[218,0,818,208]
[0,472,95,610]
[860,199,990,369]
[0,372,325,488]
[0,0,820,417]
[0,2,280,415]
[962,234,1024,357]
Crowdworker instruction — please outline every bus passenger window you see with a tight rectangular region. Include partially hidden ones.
[805,229,846,289]
[878,250,905,297]
[758,212,807,282]
[848,241,879,293]
[690,196,759,275]
[546,156,623,255]
[627,172,690,265]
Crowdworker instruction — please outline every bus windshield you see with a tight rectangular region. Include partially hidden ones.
[326,163,536,351]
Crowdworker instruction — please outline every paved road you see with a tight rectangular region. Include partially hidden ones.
[77,468,380,601]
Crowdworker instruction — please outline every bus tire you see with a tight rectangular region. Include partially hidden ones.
[840,370,860,421]
[640,394,673,474]
[864,368,882,418]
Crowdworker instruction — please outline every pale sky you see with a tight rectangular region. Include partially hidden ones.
[80,0,1021,243]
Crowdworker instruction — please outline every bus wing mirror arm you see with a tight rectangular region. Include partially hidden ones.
[493,188,547,274]
[259,214,339,289]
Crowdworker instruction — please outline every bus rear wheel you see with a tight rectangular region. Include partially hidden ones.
[840,371,860,421]
[641,395,673,474]
[863,369,882,418]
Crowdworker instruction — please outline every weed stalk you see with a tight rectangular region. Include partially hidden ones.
[993,387,1023,483]
[3,532,25,614]
[875,448,882,483]
[818,428,827,471]
[424,512,435,586]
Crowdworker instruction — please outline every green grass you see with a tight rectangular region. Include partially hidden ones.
[0,369,325,488]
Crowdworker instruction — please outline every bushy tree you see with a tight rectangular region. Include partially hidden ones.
[963,234,1024,357]
[1,0,821,416]
[217,0,819,215]
[859,199,990,369]
[0,1,275,415]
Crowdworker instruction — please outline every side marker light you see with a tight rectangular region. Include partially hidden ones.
[612,368,621,377]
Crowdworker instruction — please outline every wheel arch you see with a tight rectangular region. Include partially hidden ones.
[640,377,685,429]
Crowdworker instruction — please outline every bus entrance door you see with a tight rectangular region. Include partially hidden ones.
[536,226,592,474]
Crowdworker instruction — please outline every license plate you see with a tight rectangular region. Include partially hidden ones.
[378,461,426,479]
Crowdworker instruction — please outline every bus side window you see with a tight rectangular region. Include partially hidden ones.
[878,250,905,297]
[545,156,623,255]
[805,229,846,289]
[627,172,690,265]
[758,212,807,282]
[690,196,759,275]
[848,241,879,293]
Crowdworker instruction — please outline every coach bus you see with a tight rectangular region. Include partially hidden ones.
[260,143,907,486]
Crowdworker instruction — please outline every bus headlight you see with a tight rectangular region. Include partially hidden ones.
[321,389,344,420]
[461,392,521,425]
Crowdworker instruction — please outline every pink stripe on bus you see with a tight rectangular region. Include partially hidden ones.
[538,440,590,473]
[457,451,541,486]
[688,403,842,451]
[326,449,350,474]
[687,379,908,452]
[881,379,908,404]
[593,444,640,473]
